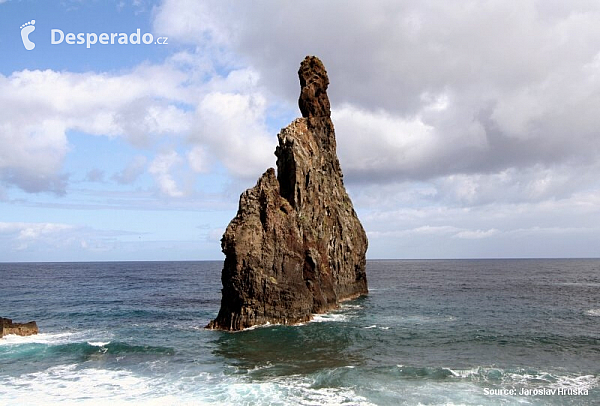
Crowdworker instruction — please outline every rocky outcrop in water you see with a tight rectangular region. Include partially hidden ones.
[0,317,38,338]
[207,56,368,331]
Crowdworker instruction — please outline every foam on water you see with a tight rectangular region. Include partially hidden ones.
[585,309,600,317]
[0,332,77,346]
[0,365,377,406]
[310,313,350,323]
[444,366,599,391]
[87,341,111,347]
[309,303,363,324]
[216,376,377,406]
[241,321,280,331]
[363,324,390,330]
[339,303,363,310]
[0,365,153,405]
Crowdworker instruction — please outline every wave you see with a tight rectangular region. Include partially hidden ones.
[0,365,156,405]
[0,333,173,362]
[1,362,597,405]
[0,364,375,406]
[50,341,175,357]
[392,365,599,391]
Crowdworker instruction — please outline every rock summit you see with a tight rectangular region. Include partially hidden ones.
[207,56,368,331]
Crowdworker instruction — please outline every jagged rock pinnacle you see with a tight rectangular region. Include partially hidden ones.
[207,56,368,331]
[298,56,331,119]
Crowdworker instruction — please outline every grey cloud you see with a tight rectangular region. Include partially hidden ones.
[112,155,148,185]
[157,0,600,189]
[85,169,105,183]
[1,168,68,195]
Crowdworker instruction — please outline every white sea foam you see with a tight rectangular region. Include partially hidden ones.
[217,376,377,406]
[309,303,362,324]
[241,321,282,331]
[1,362,596,405]
[0,365,376,406]
[585,308,600,317]
[447,367,488,379]
[446,366,600,391]
[0,365,154,405]
[87,341,110,347]
[0,332,76,346]
[0,329,115,349]
[363,325,390,330]
[339,303,363,310]
[310,313,349,323]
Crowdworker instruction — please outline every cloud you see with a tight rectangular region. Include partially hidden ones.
[360,185,600,257]
[0,64,192,194]
[0,221,160,259]
[85,168,105,183]
[0,51,281,195]
[0,222,73,240]
[154,1,600,193]
[191,89,276,178]
[3,1,600,259]
[332,104,486,183]
[0,222,74,250]
[453,229,499,240]
[207,227,225,242]
[148,150,184,197]
[152,0,231,45]
[187,146,210,173]
[112,155,148,184]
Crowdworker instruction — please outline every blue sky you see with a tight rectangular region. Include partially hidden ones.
[1,0,600,261]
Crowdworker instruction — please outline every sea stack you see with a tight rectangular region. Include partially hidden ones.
[207,56,368,331]
[0,317,38,338]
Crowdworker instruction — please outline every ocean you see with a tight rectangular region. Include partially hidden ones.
[0,259,598,405]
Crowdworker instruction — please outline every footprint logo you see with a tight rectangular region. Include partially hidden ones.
[20,20,36,51]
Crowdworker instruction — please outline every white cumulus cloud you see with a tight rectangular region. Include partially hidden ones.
[148,150,185,197]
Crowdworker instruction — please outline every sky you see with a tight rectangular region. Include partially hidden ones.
[1,0,599,261]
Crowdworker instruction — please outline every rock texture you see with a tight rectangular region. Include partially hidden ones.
[207,56,368,331]
[0,317,38,338]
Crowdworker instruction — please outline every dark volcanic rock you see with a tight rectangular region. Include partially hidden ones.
[0,317,38,338]
[207,56,368,331]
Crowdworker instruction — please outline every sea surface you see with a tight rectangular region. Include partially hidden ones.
[0,259,599,405]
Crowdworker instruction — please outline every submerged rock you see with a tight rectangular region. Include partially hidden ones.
[207,56,368,331]
[0,317,38,338]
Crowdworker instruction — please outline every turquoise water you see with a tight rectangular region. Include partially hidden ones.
[1,259,599,405]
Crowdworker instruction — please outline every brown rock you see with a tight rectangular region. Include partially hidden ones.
[0,317,38,338]
[207,56,368,331]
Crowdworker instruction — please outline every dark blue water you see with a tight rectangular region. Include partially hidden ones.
[1,259,599,405]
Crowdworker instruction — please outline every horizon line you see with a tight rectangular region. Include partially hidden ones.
[1,256,599,264]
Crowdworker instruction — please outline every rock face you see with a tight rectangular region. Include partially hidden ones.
[0,317,38,338]
[207,56,368,331]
